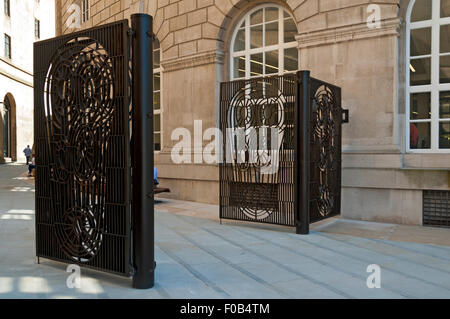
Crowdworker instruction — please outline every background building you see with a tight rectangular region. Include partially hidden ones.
[54,0,450,226]
[0,0,55,163]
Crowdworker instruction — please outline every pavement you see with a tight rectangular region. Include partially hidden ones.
[0,162,449,299]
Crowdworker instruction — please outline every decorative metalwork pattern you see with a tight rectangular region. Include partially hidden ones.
[44,38,114,261]
[220,72,344,229]
[229,182,278,220]
[309,80,342,223]
[227,80,287,175]
[34,21,131,275]
[220,74,297,226]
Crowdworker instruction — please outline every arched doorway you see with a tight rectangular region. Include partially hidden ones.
[1,94,17,161]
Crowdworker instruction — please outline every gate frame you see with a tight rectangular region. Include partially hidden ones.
[297,70,311,235]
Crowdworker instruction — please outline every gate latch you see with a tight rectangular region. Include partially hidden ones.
[342,109,349,124]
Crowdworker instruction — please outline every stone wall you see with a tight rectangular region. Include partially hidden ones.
[54,0,450,224]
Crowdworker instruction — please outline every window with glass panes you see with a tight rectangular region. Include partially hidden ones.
[35,19,40,38]
[407,0,450,151]
[153,37,162,151]
[4,0,10,17]
[230,4,298,80]
[81,0,90,23]
[4,34,11,59]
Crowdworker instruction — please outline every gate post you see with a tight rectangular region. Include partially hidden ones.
[131,14,155,289]
[296,71,310,235]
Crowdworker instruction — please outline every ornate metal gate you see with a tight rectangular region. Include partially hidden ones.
[34,15,155,287]
[219,71,348,234]
[308,77,348,225]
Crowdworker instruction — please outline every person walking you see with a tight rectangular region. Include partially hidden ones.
[23,145,32,165]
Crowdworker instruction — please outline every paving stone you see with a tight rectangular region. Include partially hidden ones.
[0,163,449,298]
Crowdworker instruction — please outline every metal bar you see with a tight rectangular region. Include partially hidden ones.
[131,13,155,289]
[33,42,39,264]
[297,70,310,235]
[294,73,300,233]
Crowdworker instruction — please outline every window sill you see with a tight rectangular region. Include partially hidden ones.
[341,152,450,170]
[403,153,450,170]
[406,149,450,154]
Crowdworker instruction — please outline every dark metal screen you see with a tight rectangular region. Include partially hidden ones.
[308,78,343,223]
[423,190,450,228]
[220,74,297,226]
[219,72,345,232]
[34,21,132,275]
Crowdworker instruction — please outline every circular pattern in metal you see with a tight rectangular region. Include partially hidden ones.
[313,85,338,217]
[43,37,114,261]
[55,206,103,262]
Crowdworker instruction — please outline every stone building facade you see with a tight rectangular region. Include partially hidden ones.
[55,0,450,226]
[0,0,55,163]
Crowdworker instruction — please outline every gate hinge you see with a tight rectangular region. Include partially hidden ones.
[342,109,349,124]
[128,29,155,41]
[129,265,136,277]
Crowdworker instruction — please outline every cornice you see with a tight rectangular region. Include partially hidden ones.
[0,70,33,88]
[0,58,33,76]
[161,51,225,72]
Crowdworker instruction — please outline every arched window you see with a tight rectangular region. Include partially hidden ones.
[153,37,162,151]
[230,4,298,80]
[407,0,450,151]
[2,99,11,158]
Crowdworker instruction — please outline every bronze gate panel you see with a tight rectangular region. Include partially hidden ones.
[219,71,347,233]
[34,21,132,275]
[308,79,344,224]
[219,74,297,227]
